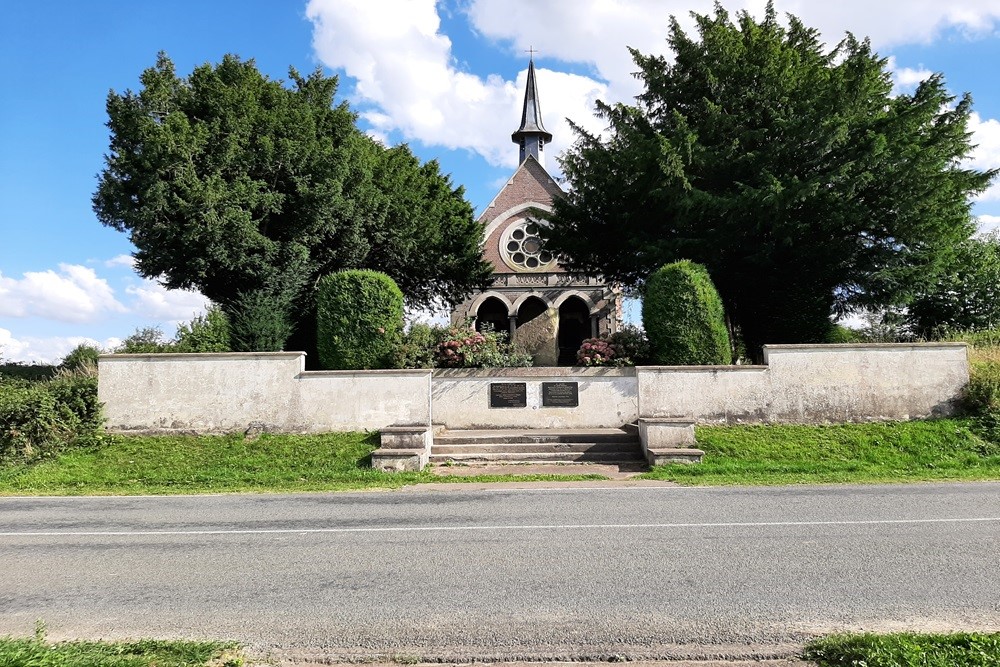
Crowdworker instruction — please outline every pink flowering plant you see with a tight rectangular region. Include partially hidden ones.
[577,338,617,366]
[575,325,650,367]
[434,322,532,368]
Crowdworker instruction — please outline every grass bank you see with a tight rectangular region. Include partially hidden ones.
[805,632,1000,667]
[1,419,999,496]
[641,418,1000,486]
[0,431,602,495]
[0,635,240,666]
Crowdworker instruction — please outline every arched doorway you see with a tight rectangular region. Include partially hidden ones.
[558,297,590,365]
[516,296,547,328]
[475,296,509,335]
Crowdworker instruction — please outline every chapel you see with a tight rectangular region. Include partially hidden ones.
[449,59,621,366]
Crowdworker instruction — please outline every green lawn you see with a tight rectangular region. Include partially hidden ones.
[2,418,999,495]
[0,636,240,667]
[641,418,1000,486]
[805,632,1000,667]
[0,431,602,495]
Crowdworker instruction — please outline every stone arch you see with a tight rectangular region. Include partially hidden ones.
[553,290,599,315]
[516,295,548,328]
[475,296,510,335]
[466,291,513,319]
[510,291,552,317]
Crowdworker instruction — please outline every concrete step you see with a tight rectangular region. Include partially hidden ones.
[429,451,645,464]
[434,428,637,445]
[432,442,639,455]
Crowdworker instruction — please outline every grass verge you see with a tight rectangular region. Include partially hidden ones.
[641,418,1000,486]
[804,632,1000,667]
[0,432,603,495]
[0,635,240,666]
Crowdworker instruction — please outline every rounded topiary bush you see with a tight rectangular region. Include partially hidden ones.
[642,260,731,365]
[316,270,404,370]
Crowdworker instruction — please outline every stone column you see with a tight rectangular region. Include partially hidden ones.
[508,315,518,338]
[591,314,599,339]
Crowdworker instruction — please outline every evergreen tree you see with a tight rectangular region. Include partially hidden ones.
[546,3,995,359]
[94,53,491,359]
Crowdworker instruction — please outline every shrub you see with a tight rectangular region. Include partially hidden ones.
[0,363,56,382]
[392,323,442,369]
[116,327,172,353]
[608,324,651,364]
[0,382,59,461]
[226,289,296,352]
[316,270,404,370]
[642,260,731,365]
[0,366,102,463]
[827,324,862,344]
[577,337,618,366]
[174,305,231,352]
[59,343,102,371]
[576,325,651,367]
[435,322,532,368]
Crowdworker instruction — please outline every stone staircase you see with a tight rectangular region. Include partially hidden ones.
[430,428,645,466]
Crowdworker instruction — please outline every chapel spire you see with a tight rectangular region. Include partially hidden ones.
[511,57,553,168]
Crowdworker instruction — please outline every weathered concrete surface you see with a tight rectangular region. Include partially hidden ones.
[99,353,432,433]
[638,343,969,424]
[513,308,559,367]
[431,367,638,429]
[99,343,968,433]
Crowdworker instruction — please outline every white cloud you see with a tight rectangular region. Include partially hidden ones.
[0,328,119,365]
[309,0,1000,175]
[886,56,933,94]
[104,254,136,268]
[967,113,1000,202]
[125,280,209,321]
[306,0,607,171]
[978,215,1000,235]
[0,264,125,323]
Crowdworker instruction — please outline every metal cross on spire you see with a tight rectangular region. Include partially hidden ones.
[525,46,538,61]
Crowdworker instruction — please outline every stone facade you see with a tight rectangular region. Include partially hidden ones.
[450,60,620,365]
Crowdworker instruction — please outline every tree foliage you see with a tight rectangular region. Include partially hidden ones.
[174,305,231,352]
[642,261,731,365]
[316,270,404,370]
[545,3,996,359]
[907,233,1000,338]
[93,53,491,357]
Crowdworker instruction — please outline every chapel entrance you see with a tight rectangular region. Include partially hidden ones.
[475,296,509,335]
[557,296,590,366]
[516,296,547,328]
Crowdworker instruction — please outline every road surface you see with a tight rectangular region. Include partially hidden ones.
[2,482,999,661]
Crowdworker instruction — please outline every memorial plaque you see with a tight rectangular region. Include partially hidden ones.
[490,382,527,408]
[542,382,579,408]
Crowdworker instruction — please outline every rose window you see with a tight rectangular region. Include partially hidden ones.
[501,220,556,271]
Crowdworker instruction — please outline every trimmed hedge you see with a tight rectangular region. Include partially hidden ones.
[642,260,731,365]
[316,270,404,370]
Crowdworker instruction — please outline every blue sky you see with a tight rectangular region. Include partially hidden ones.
[3,0,1000,362]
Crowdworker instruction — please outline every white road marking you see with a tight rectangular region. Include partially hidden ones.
[1,516,999,537]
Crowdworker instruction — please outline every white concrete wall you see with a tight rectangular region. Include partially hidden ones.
[431,367,637,429]
[98,353,431,433]
[99,343,969,433]
[638,343,968,424]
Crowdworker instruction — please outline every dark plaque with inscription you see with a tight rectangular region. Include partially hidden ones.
[542,382,579,408]
[490,382,527,408]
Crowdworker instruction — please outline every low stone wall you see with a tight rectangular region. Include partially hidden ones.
[638,343,969,423]
[431,367,637,429]
[98,343,969,434]
[98,353,431,433]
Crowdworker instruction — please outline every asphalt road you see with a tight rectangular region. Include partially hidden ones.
[2,482,999,661]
